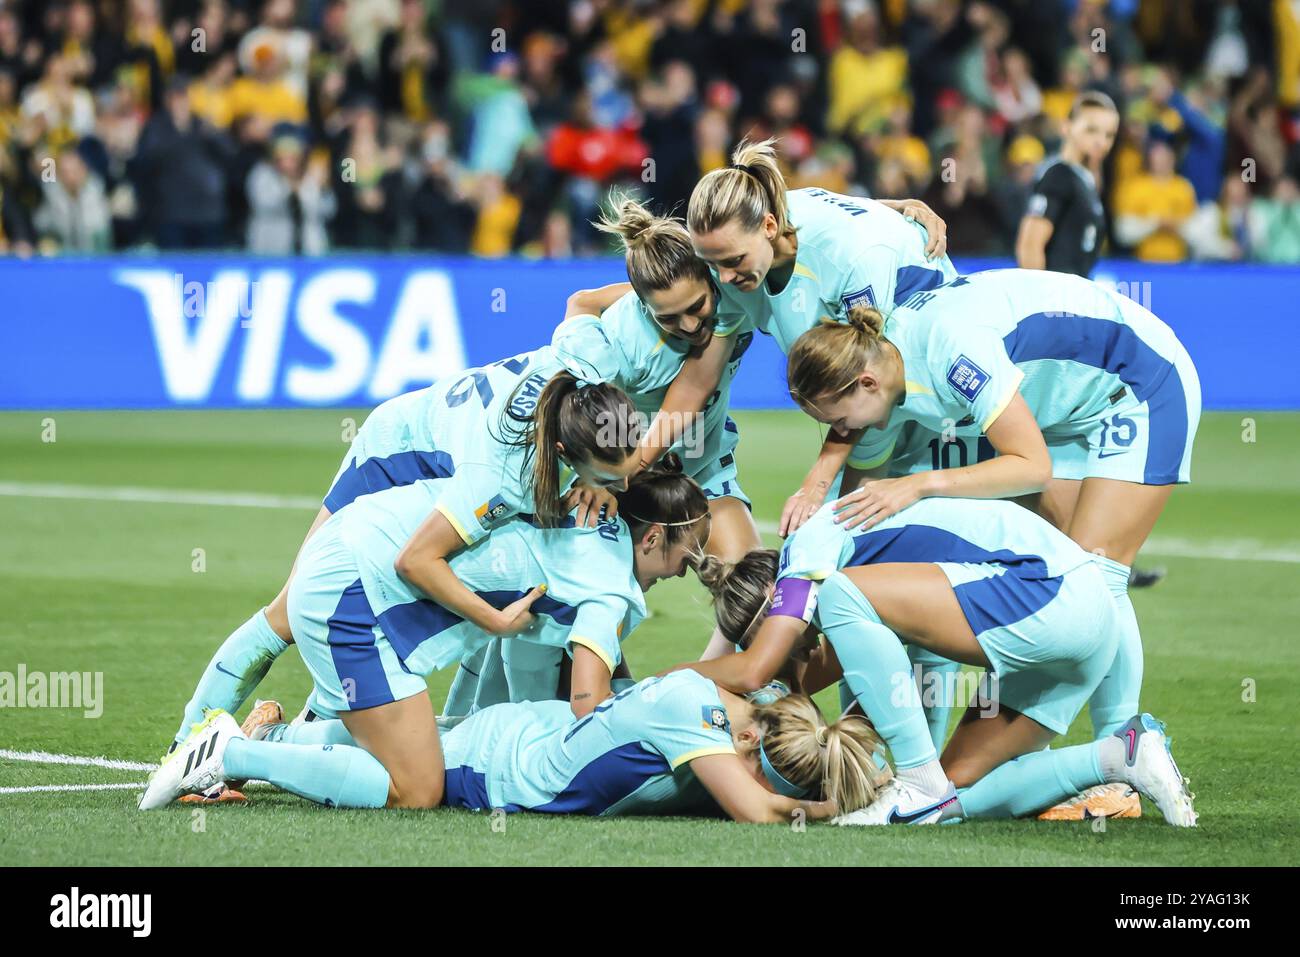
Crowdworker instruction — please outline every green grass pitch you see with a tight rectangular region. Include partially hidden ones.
[1,409,1297,866]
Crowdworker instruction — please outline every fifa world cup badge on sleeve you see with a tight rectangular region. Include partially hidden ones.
[702,705,731,734]
[842,286,878,312]
[947,355,990,402]
[474,495,510,530]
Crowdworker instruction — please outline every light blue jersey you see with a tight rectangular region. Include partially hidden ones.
[551,287,756,502]
[442,671,734,816]
[769,497,1095,631]
[289,480,647,718]
[850,269,1201,484]
[337,482,643,675]
[324,347,571,542]
[755,187,957,354]
[769,497,1115,735]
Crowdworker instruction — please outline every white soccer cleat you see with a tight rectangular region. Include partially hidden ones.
[832,779,959,826]
[1114,713,1197,827]
[139,710,244,811]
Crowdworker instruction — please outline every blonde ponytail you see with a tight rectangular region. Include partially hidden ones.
[786,305,889,412]
[687,137,792,238]
[749,695,893,815]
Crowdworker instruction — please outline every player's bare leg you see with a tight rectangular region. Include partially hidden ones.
[341,691,446,808]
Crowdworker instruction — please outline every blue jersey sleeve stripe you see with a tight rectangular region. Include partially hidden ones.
[893,264,949,305]
[1003,313,1190,484]
[531,742,671,815]
[324,449,456,512]
[376,588,578,662]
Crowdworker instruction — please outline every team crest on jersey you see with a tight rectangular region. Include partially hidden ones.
[474,495,509,529]
[702,705,731,734]
[946,355,990,402]
[842,285,877,313]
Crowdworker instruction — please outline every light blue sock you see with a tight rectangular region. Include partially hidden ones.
[174,610,289,745]
[817,573,938,770]
[262,719,357,746]
[955,741,1106,819]
[222,738,390,808]
[908,645,960,751]
[442,645,489,717]
[1088,556,1143,738]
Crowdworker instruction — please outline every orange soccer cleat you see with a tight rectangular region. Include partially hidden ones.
[1037,783,1141,821]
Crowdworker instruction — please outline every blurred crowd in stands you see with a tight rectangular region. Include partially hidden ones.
[1,0,1298,263]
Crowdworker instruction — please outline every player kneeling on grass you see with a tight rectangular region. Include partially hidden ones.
[139,462,711,811]
[674,497,1198,827]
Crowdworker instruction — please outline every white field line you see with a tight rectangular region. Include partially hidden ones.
[0,748,271,796]
[0,480,319,511]
[0,782,144,795]
[1,479,1296,565]
[0,748,158,772]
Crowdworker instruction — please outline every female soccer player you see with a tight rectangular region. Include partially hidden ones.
[685,137,956,534]
[166,346,645,751]
[784,268,1201,764]
[439,198,770,718]
[679,498,1198,827]
[437,674,886,823]
[140,465,713,811]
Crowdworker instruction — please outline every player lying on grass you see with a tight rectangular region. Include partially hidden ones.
[162,675,887,824]
[140,464,712,810]
[438,673,887,823]
[441,197,771,718]
[786,268,1201,817]
[686,137,956,537]
[164,333,646,753]
[673,496,1198,827]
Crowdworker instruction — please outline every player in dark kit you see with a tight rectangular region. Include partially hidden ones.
[1015,91,1164,591]
[1016,91,1116,277]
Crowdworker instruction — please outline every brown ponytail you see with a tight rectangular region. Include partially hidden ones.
[514,372,642,526]
[687,137,792,238]
[696,547,779,647]
[595,192,712,300]
[786,304,889,413]
[616,453,711,552]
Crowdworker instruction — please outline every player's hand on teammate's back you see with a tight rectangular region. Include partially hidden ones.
[779,485,828,537]
[565,483,618,527]
[831,475,925,531]
[899,200,948,261]
[493,584,548,636]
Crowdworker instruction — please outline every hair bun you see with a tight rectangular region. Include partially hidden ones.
[657,451,684,474]
[844,304,884,338]
[693,554,730,591]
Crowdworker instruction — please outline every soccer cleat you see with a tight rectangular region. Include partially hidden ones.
[1114,713,1197,827]
[1037,782,1141,821]
[832,779,959,826]
[240,699,285,740]
[178,784,247,805]
[139,710,243,810]
[196,699,286,797]
[1129,565,1167,589]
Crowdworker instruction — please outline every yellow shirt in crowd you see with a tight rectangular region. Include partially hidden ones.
[1115,172,1197,262]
